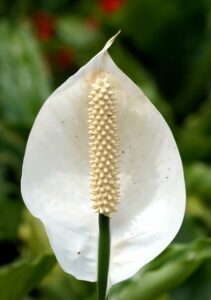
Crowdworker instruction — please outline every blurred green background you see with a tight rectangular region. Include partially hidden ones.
[0,0,211,299]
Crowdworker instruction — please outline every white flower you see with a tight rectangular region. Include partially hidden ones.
[21,33,186,288]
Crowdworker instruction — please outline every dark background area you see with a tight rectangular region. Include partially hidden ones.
[0,0,211,299]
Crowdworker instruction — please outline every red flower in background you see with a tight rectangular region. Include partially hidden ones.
[85,16,100,31]
[100,0,126,13]
[33,11,54,41]
[56,48,74,70]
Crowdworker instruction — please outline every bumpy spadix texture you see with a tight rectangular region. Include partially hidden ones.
[88,77,120,216]
[21,34,186,288]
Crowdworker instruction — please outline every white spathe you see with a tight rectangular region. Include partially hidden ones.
[21,34,186,287]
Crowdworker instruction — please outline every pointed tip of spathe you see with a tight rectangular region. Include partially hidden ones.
[103,30,121,52]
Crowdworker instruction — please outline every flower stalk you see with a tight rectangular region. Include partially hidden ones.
[97,213,110,300]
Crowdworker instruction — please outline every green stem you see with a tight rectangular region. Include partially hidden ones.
[97,214,110,300]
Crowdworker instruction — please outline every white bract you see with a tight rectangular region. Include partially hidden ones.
[21,33,186,288]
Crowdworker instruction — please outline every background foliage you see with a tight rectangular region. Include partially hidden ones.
[0,0,211,299]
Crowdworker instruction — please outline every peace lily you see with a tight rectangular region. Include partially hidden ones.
[21,33,186,295]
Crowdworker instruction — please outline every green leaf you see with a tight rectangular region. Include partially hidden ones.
[56,16,99,49]
[41,265,96,300]
[185,163,211,203]
[178,98,211,162]
[0,199,22,241]
[109,239,211,300]
[174,214,205,243]
[0,255,56,300]
[119,0,210,114]
[19,209,52,256]
[171,258,211,300]
[0,21,51,126]
[186,196,211,232]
